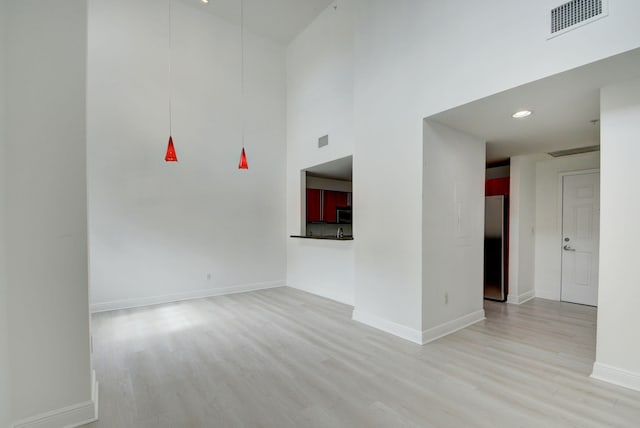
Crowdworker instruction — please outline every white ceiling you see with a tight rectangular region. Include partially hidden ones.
[173,2,640,165]
[306,156,353,181]
[177,0,335,45]
[429,48,640,163]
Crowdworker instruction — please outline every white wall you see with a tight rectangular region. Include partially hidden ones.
[534,152,600,300]
[508,155,538,304]
[285,0,640,338]
[354,0,640,119]
[5,0,94,424]
[0,0,11,425]
[351,3,426,334]
[88,0,287,312]
[286,1,355,305]
[287,240,354,304]
[351,0,640,335]
[592,76,640,391]
[422,121,485,339]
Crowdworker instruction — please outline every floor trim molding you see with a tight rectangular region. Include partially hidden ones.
[13,370,98,428]
[91,281,285,313]
[507,290,536,305]
[352,310,423,344]
[352,309,486,345]
[421,309,486,344]
[591,362,640,392]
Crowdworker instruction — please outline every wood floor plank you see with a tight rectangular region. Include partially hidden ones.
[85,288,640,427]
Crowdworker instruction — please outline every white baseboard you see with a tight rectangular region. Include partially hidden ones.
[507,290,536,305]
[421,309,486,344]
[591,362,640,392]
[91,281,285,313]
[534,289,560,301]
[352,310,423,344]
[352,309,486,345]
[13,370,98,428]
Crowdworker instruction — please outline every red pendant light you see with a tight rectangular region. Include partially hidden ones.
[237,0,249,170]
[238,147,248,169]
[165,1,178,163]
[165,136,178,162]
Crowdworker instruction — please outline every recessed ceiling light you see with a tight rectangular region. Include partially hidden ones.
[512,110,533,119]
[201,0,209,3]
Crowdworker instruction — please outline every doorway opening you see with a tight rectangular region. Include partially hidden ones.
[484,161,510,302]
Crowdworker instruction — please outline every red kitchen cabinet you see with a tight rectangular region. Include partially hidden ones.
[306,189,322,222]
[307,189,351,223]
[323,191,349,223]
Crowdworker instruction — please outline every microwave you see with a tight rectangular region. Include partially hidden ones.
[336,206,352,224]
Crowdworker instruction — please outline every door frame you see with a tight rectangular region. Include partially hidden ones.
[557,168,600,303]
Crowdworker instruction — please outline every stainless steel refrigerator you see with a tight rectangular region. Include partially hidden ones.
[484,195,507,301]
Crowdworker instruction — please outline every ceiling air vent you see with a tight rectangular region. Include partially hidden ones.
[318,135,329,148]
[548,145,600,157]
[549,0,608,38]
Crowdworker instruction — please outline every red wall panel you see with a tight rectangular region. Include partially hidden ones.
[485,177,510,196]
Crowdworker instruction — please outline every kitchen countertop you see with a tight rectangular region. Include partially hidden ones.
[290,235,354,241]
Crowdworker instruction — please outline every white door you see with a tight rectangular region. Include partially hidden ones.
[561,172,600,306]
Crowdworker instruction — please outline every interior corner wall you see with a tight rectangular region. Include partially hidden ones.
[286,1,355,305]
[88,0,287,312]
[287,0,640,342]
[534,151,600,301]
[5,0,93,423]
[508,155,537,304]
[352,0,640,338]
[422,121,485,337]
[593,76,640,391]
[0,0,12,426]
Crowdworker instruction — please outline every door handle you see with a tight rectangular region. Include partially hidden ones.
[563,245,576,252]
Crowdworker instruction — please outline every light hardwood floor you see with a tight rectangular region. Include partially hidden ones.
[86,287,640,427]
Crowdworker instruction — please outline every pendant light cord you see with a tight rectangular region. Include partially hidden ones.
[241,0,245,149]
[169,0,173,137]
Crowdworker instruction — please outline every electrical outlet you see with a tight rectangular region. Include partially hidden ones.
[445,292,449,304]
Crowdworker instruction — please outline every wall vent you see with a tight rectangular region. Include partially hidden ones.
[318,135,329,148]
[549,0,607,38]
[548,145,600,157]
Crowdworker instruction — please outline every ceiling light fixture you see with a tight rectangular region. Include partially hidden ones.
[512,110,533,119]
[165,0,178,162]
[238,147,248,169]
[165,136,178,162]
[201,0,209,3]
[238,0,248,170]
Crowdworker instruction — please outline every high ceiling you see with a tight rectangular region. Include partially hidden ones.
[178,0,335,45]
[306,156,353,181]
[429,48,640,163]
[176,1,640,164]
